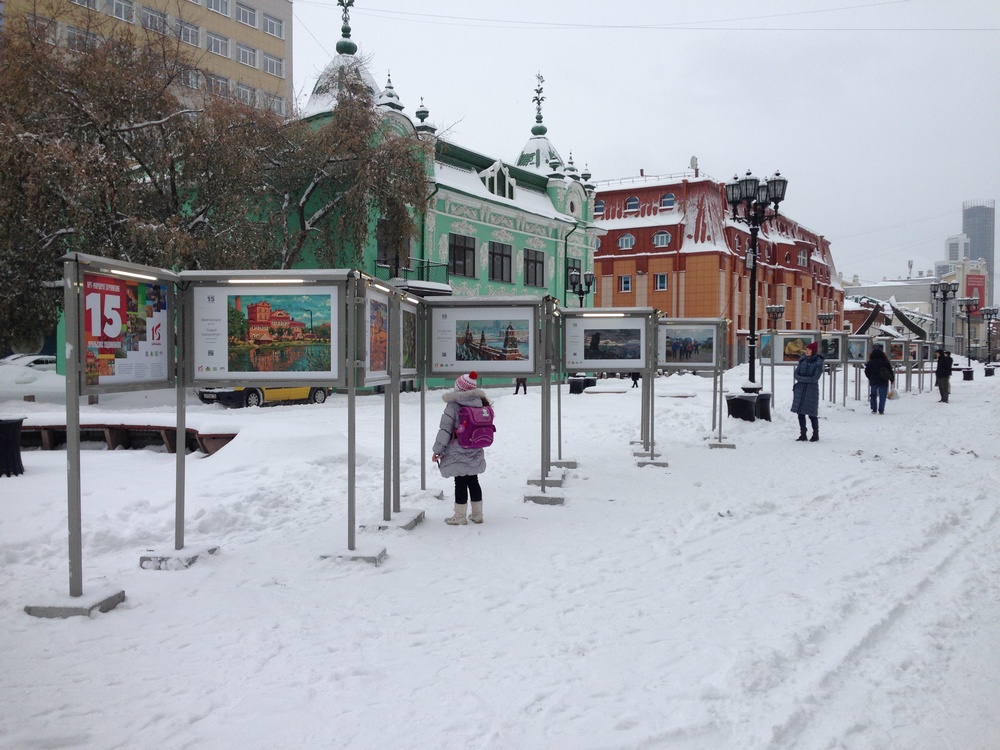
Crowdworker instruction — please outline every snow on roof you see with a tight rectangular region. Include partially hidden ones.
[432,159,577,225]
[301,54,383,119]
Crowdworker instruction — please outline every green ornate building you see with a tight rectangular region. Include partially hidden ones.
[300,8,602,306]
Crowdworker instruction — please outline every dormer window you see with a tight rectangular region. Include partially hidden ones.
[480,161,515,200]
[652,231,671,248]
[594,200,605,216]
[617,234,635,250]
[659,193,676,209]
[625,196,640,213]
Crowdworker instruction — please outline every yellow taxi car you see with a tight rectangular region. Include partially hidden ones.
[195,386,331,408]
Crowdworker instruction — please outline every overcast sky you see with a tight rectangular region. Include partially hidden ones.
[290,1,999,289]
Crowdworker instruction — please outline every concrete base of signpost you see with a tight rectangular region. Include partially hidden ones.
[359,508,425,532]
[551,458,578,469]
[523,488,565,505]
[140,545,220,570]
[636,456,669,468]
[321,545,388,567]
[709,441,736,449]
[527,469,564,488]
[25,587,126,619]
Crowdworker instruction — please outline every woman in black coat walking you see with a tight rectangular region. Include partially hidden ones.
[864,344,895,414]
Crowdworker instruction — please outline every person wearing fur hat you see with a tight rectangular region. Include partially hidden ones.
[790,340,824,441]
[432,371,490,525]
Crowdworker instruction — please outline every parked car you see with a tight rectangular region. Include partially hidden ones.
[195,385,331,408]
[0,354,57,371]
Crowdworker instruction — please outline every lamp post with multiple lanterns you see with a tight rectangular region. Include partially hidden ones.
[567,267,596,308]
[929,280,960,351]
[726,170,788,388]
[957,290,980,368]
[981,306,998,365]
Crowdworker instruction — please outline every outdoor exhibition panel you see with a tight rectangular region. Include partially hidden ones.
[847,335,873,365]
[62,253,179,396]
[562,307,654,372]
[820,332,848,365]
[424,297,544,378]
[181,269,354,389]
[656,318,728,370]
[760,330,821,366]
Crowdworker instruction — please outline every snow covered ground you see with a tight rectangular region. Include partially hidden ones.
[1,361,998,749]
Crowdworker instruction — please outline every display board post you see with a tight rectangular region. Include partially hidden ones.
[64,258,83,598]
[175,296,186,550]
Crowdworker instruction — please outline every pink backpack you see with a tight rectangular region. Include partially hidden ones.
[453,403,496,449]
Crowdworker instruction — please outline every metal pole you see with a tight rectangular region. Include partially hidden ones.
[175,285,186,550]
[391,296,401,515]
[64,258,84,598]
[748,226,759,385]
[347,275,357,551]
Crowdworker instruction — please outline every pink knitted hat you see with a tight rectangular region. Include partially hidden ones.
[455,371,478,391]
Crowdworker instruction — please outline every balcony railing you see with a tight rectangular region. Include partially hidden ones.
[371,259,449,287]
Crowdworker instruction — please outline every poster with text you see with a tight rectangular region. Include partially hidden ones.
[82,271,170,387]
[192,285,339,381]
[657,322,719,369]
[565,316,646,370]
[365,289,390,385]
[430,305,535,375]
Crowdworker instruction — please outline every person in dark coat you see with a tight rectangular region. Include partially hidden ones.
[432,371,489,525]
[790,341,824,441]
[934,349,954,403]
[864,343,895,414]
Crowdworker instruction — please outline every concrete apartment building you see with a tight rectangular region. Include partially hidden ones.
[1,0,293,115]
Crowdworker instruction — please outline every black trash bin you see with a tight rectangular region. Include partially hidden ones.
[963,368,974,381]
[0,416,26,477]
[568,377,585,395]
[986,367,995,377]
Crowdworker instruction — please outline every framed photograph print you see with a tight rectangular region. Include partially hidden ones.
[428,303,537,376]
[847,336,871,364]
[657,319,723,370]
[777,332,820,364]
[191,285,339,382]
[565,315,647,370]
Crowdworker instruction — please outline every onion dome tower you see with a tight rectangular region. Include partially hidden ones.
[515,73,564,173]
[302,0,382,118]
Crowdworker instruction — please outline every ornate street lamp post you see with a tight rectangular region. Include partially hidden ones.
[817,312,834,331]
[957,290,980,367]
[726,170,788,388]
[567,267,596,307]
[929,280,960,350]
[981,306,998,364]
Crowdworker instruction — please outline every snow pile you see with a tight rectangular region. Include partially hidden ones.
[1,363,998,749]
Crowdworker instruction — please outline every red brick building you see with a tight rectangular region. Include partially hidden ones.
[593,171,844,364]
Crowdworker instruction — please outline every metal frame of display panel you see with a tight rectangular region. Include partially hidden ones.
[656,318,727,370]
[423,297,544,378]
[57,252,181,605]
[181,269,353,389]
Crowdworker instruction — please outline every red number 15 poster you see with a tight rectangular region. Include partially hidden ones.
[83,272,169,386]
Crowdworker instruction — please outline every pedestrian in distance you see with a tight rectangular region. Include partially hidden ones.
[630,372,640,388]
[865,343,895,415]
[432,371,490,525]
[934,349,954,403]
[791,341,824,441]
[513,377,528,394]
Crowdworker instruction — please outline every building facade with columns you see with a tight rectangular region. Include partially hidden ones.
[592,172,842,365]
